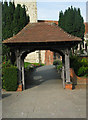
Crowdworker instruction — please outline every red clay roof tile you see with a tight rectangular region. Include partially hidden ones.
[3,22,82,43]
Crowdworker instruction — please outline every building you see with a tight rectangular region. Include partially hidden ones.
[84,22,88,40]
[12,0,59,65]
[82,22,88,54]
[12,0,88,65]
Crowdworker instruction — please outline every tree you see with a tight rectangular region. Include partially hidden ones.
[12,4,21,35]
[58,6,85,40]
[12,4,29,35]
[2,1,29,63]
[58,10,64,28]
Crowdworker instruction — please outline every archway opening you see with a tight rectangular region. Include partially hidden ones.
[21,49,64,90]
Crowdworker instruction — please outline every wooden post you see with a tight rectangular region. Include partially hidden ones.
[62,55,65,89]
[18,55,22,84]
[16,50,19,68]
[65,49,73,90]
[16,50,22,91]
[22,59,25,90]
[62,65,65,89]
[65,49,70,83]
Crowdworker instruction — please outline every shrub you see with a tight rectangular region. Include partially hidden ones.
[57,65,62,71]
[39,63,45,66]
[78,66,88,77]
[70,55,88,77]
[70,55,82,75]
[2,60,11,68]
[81,58,88,67]
[53,60,62,66]
[2,66,18,91]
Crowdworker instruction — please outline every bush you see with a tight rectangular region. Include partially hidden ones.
[53,60,62,66]
[2,60,11,68]
[78,66,88,77]
[2,66,18,91]
[81,58,88,67]
[38,63,45,66]
[70,55,82,75]
[57,65,62,71]
[70,55,88,77]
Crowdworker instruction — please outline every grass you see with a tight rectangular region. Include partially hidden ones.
[24,62,45,69]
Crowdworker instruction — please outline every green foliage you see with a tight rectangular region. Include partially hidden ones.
[78,66,88,77]
[81,58,88,67]
[70,55,81,75]
[58,6,85,40]
[40,63,45,66]
[2,1,29,40]
[2,1,15,40]
[2,66,18,91]
[2,44,10,62]
[24,62,31,68]
[70,55,88,77]
[53,60,62,66]
[2,1,29,62]
[32,63,45,66]
[24,62,45,69]
[57,65,62,71]
[2,59,11,69]
[13,4,29,35]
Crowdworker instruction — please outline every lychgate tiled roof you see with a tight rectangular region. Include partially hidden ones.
[3,22,82,43]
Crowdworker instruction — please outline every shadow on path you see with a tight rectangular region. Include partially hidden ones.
[2,94,12,99]
[25,65,61,89]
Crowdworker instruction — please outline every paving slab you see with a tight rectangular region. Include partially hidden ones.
[2,65,86,118]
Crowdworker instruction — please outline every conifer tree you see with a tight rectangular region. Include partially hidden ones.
[2,1,29,63]
[58,6,85,40]
[13,4,21,35]
[59,10,64,28]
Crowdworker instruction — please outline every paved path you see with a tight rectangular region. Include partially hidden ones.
[2,65,86,118]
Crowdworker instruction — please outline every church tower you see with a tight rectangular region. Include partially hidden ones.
[12,0,37,23]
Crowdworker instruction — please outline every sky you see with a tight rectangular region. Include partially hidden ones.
[2,0,88,22]
[37,2,87,22]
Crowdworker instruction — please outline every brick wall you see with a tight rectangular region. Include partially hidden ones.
[45,50,54,65]
[84,22,88,34]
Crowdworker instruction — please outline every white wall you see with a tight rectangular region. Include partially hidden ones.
[12,0,37,23]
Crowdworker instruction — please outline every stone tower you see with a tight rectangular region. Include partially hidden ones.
[12,0,37,23]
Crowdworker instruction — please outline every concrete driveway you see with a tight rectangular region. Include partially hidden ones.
[2,65,86,118]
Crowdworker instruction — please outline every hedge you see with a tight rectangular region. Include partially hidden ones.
[70,55,88,77]
[3,66,18,91]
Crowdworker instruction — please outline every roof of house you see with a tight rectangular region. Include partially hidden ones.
[38,20,58,25]
[3,22,82,44]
